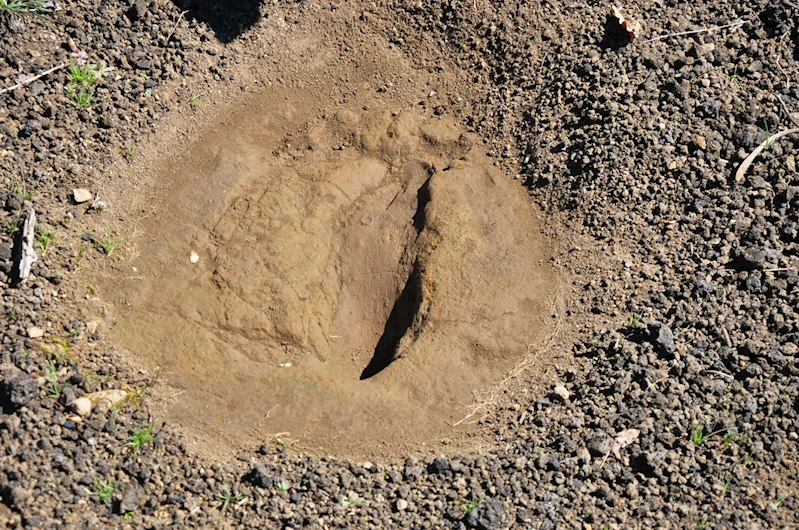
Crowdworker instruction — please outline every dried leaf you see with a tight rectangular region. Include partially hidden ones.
[611,5,642,40]
[611,428,640,458]
[600,428,640,468]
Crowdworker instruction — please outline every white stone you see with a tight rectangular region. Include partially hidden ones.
[396,499,408,511]
[27,326,44,338]
[190,251,199,264]
[72,397,92,417]
[554,384,570,401]
[72,188,93,203]
[85,389,129,408]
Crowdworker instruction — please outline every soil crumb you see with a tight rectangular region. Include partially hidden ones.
[108,105,557,458]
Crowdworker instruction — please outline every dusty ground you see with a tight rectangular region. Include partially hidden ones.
[0,0,798,529]
[104,101,558,458]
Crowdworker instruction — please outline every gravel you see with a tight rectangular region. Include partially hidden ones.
[1,0,798,528]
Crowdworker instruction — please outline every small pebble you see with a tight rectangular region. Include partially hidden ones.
[72,397,92,417]
[554,385,570,401]
[72,188,93,203]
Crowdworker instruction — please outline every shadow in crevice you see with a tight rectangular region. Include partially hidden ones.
[412,177,431,233]
[599,13,633,51]
[8,212,27,288]
[360,263,422,380]
[170,0,264,43]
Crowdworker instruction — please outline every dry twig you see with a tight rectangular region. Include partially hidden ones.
[642,19,746,44]
[453,295,563,426]
[165,10,189,45]
[703,370,734,380]
[0,62,68,95]
[19,209,37,284]
[735,128,799,183]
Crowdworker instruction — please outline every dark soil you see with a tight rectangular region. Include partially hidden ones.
[1,1,798,529]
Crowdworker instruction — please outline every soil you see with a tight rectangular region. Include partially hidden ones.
[104,100,557,458]
[0,0,798,529]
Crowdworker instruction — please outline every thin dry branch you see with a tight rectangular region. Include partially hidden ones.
[453,295,564,427]
[776,95,799,127]
[642,19,746,44]
[735,128,799,183]
[19,208,38,284]
[165,10,188,45]
[0,62,68,95]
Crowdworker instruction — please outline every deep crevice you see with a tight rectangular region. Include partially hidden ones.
[412,177,432,234]
[360,262,422,380]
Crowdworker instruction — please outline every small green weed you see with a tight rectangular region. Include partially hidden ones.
[341,490,364,509]
[768,497,783,510]
[730,64,740,85]
[459,493,484,514]
[0,0,48,19]
[90,477,115,503]
[7,217,21,235]
[11,182,33,200]
[722,432,736,448]
[86,283,96,294]
[43,364,60,397]
[125,145,136,160]
[697,515,708,530]
[123,511,133,519]
[70,89,92,108]
[625,312,641,328]
[721,479,731,497]
[50,347,68,362]
[189,92,204,105]
[276,479,290,492]
[218,484,245,514]
[35,231,57,256]
[691,424,728,446]
[65,60,113,108]
[100,232,123,256]
[120,422,155,454]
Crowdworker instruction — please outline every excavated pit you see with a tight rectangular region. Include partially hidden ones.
[106,104,558,457]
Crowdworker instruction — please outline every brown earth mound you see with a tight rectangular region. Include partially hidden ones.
[106,105,557,457]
